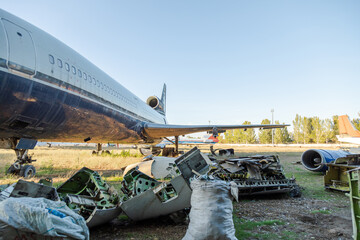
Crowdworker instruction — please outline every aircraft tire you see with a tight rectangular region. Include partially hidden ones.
[7,165,18,175]
[20,165,36,178]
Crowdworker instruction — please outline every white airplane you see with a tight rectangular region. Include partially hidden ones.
[0,9,287,177]
[337,115,360,145]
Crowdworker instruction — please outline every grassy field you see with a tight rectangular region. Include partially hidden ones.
[0,144,352,239]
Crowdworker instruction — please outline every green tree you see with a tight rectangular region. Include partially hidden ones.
[331,115,339,142]
[292,114,302,144]
[301,116,311,144]
[242,121,257,144]
[258,119,272,144]
[310,116,324,144]
[274,120,292,144]
[221,129,246,144]
[352,113,360,131]
[323,118,334,143]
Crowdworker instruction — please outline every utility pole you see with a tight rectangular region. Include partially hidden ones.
[271,108,274,146]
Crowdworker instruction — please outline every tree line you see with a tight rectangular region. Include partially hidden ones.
[219,113,360,144]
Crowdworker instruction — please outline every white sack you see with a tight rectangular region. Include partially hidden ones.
[182,179,237,240]
[0,197,89,240]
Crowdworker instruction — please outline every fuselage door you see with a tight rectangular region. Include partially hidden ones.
[2,19,36,76]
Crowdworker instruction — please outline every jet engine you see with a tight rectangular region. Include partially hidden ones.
[147,96,165,114]
[301,149,349,172]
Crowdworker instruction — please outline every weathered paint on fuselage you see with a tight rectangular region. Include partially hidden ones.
[0,9,166,144]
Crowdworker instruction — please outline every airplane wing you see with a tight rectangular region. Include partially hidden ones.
[143,123,289,139]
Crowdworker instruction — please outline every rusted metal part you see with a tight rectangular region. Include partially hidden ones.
[324,154,360,192]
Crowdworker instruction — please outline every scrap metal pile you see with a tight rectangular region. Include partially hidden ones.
[208,153,301,197]
[0,147,301,239]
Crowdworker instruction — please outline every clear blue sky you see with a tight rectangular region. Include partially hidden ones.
[2,1,359,128]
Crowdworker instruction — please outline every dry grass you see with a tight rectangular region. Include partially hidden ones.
[0,147,143,185]
[0,144,342,185]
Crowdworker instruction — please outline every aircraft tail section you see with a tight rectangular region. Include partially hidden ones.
[338,115,360,137]
[146,83,166,116]
[208,135,219,143]
[160,83,166,115]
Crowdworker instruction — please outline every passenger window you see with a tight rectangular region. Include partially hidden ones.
[72,66,76,75]
[93,78,96,85]
[57,59,63,68]
[78,69,82,78]
[100,82,103,89]
[88,75,92,83]
[65,63,70,71]
[84,73,87,80]
[49,55,55,64]
[97,79,100,87]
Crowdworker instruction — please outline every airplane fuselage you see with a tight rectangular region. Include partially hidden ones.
[0,9,166,144]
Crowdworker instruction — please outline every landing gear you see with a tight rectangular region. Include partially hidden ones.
[7,149,36,178]
[91,143,111,155]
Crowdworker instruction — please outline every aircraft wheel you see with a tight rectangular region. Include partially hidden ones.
[20,165,36,178]
[7,165,18,174]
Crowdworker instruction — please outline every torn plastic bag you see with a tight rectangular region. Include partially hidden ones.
[182,179,237,240]
[0,197,89,240]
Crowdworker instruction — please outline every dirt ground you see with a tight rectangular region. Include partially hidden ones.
[90,197,352,240]
[89,145,353,240]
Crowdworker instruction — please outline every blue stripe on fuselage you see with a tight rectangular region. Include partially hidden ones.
[0,68,152,143]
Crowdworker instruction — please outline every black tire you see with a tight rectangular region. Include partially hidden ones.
[7,165,17,174]
[289,185,302,198]
[20,165,36,178]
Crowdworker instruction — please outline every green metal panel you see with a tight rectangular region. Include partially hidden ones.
[348,168,360,240]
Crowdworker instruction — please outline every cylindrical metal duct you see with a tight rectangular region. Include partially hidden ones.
[301,149,349,172]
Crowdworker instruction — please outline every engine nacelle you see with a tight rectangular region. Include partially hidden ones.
[147,96,165,114]
[301,149,349,172]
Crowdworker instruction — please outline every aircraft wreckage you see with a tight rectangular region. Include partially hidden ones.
[0,147,301,229]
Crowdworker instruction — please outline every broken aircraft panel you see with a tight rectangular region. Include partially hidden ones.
[119,147,208,221]
[56,167,122,228]
[324,154,360,192]
[122,156,177,179]
[120,175,192,221]
[0,179,59,202]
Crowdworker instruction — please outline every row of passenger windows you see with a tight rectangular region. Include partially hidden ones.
[49,54,135,107]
